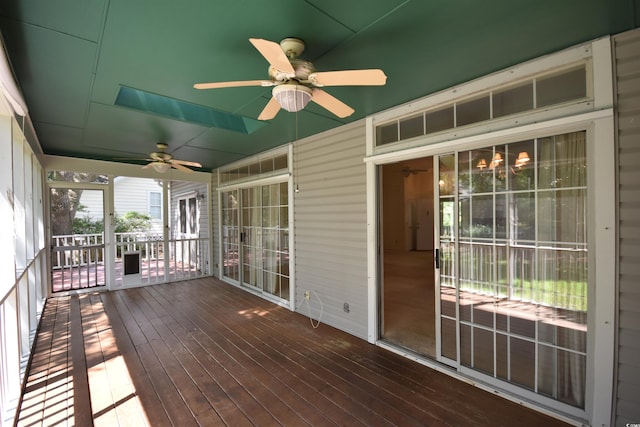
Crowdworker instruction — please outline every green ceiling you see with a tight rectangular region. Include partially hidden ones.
[0,0,636,170]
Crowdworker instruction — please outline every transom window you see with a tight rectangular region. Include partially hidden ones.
[219,153,288,184]
[376,64,588,146]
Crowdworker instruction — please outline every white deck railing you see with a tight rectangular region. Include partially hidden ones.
[51,232,209,291]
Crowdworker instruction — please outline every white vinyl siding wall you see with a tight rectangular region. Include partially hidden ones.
[170,180,209,274]
[293,122,368,339]
[170,181,208,239]
[614,28,640,427]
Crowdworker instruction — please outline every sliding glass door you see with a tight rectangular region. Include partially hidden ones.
[435,130,588,409]
[221,182,290,301]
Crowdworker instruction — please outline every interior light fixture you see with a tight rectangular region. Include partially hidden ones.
[273,84,312,112]
[151,162,171,173]
[489,152,503,169]
[477,158,487,170]
[515,151,530,168]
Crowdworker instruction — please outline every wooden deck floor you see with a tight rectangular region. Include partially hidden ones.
[17,277,569,426]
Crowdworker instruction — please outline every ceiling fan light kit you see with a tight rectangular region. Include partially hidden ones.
[273,84,312,112]
[194,37,387,120]
[151,162,171,173]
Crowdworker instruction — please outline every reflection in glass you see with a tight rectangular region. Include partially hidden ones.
[457,96,490,127]
[222,190,239,281]
[493,82,533,117]
[441,130,588,408]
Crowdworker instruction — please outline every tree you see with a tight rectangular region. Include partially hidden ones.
[49,171,107,235]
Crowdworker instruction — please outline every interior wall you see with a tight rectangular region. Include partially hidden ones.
[382,163,405,251]
[401,158,434,251]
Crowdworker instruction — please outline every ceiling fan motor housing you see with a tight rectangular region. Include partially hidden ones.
[280,37,305,59]
[269,59,315,83]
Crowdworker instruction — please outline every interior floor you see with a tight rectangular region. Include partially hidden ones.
[382,250,436,357]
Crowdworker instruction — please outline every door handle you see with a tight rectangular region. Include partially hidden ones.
[435,248,440,269]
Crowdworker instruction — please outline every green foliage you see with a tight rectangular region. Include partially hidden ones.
[71,211,152,234]
[114,212,152,233]
[72,215,104,234]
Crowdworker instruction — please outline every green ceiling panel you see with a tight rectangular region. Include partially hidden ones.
[1,0,106,42]
[1,0,636,170]
[1,20,97,128]
[33,122,86,156]
[82,101,209,157]
[305,0,407,33]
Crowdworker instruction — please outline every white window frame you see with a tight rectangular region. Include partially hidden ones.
[176,192,199,238]
[148,190,162,220]
[365,37,615,426]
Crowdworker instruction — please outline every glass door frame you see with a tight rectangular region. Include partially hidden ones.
[47,180,113,293]
[365,112,616,423]
[433,153,457,368]
[218,173,294,305]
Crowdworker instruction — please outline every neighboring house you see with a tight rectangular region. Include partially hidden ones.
[78,176,164,234]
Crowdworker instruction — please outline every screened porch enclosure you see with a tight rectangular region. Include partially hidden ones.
[49,175,210,292]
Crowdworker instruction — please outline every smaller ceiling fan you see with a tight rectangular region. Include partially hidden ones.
[125,143,202,173]
[194,37,387,120]
[401,166,429,177]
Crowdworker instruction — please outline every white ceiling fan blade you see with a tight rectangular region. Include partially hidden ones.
[309,69,387,87]
[258,96,282,120]
[142,162,154,169]
[170,159,202,168]
[194,80,274,90]
[311,89,355,118]
[171,163,193,173]
[249,38,295,75]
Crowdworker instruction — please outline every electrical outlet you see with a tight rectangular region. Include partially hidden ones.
[304,291,310,300]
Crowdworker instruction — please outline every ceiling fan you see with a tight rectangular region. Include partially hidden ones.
[194,37,387,120]
[126,143,202,173]
[401,166,429,177]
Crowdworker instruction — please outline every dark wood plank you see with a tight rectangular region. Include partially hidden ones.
[137,286,280,426]
[18,278,571,427]
[110,290,200,427]
[145,284,332,426]
[69,295,93,426]
[17,298,58,426]
[100,291,174,426]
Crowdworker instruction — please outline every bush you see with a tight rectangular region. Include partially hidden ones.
[115,212,152,233]
[72,215,104,234]
[71,211,152,234]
